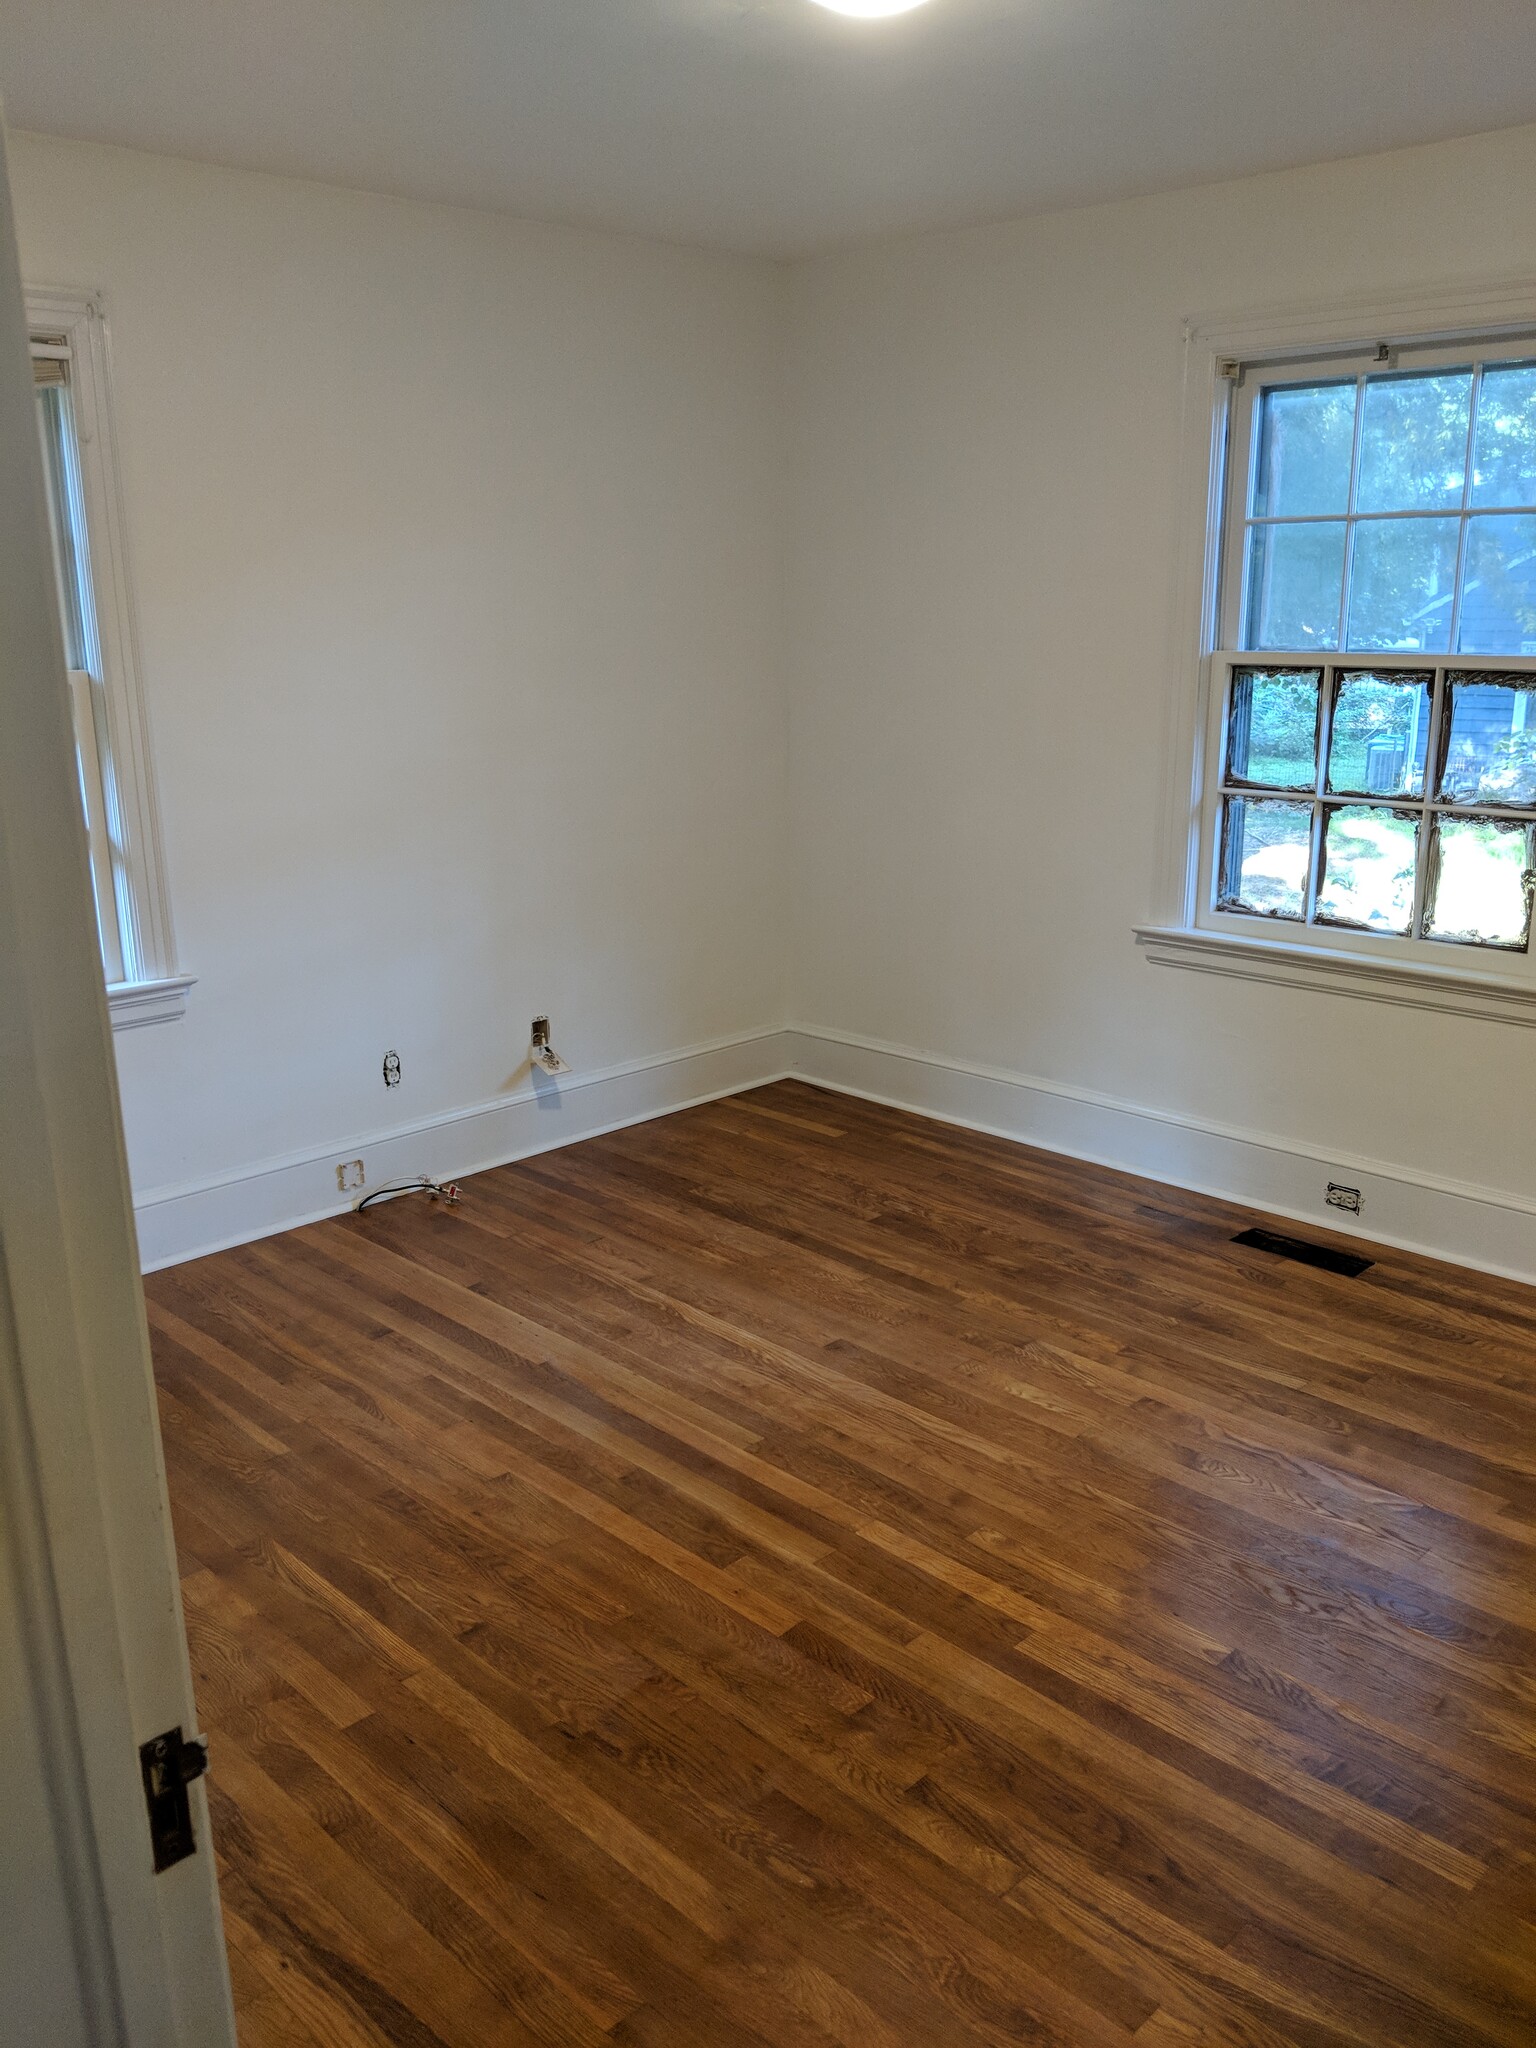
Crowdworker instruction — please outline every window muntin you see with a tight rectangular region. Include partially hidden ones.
[1207,333,1536,959]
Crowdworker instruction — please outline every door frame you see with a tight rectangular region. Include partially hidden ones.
[0,120,235,2047]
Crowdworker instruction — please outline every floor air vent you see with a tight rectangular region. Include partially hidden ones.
[1231,1227,1373,1278]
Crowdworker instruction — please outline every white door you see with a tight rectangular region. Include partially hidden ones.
[0,119,237,2048]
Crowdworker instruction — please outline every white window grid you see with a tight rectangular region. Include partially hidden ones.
[1219,333,1536,662]
[1194,324,1536,978]
[1236,356,1536,659]
[1207,651,1536,949]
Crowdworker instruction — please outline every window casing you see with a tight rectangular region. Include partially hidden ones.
[1188,325,1536,995]
[28,290,186,1025]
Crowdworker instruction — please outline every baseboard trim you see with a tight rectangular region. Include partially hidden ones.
[135,1018,1534,1287]
[785,1026,1536,1286]
[134,1028,794,1271]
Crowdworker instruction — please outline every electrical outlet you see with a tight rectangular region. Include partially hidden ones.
[336,1159,365,1193]
[383,1051,401,1088]
[530,1015,571,1075]
[1326,1182,1362,1216]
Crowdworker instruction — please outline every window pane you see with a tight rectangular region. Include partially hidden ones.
[1344,517,1458,652]
[1217,797,1312,920]
[1471,360,1536,508]
[1456,513,1536,655]
[1244,522,1345,650]
[1325,670,1432,797]
[1252,382,1356,517]
[1355,371,1472,513]
[1314,805,1418,934]
[1439,672,1536,807]
[1424,816,1534,949]
[36,383,90,670]
[1225,667,1321,789]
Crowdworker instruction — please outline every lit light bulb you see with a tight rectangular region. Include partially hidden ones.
[808,0,932,16]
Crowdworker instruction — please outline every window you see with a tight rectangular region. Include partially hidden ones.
[1232,354,1536,660]
[28,291,187,1026]
[1215,662,1534,948]
[34,342,125,980]
[1156,314,1536,1015]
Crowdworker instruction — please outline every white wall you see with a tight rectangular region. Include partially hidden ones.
[8,135,789,1212]
[785,123,1536,1240]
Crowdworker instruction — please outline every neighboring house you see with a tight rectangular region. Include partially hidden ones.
[1411,544,1536,657]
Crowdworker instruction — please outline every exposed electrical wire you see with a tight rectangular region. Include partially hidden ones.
[355,1176,462,1215]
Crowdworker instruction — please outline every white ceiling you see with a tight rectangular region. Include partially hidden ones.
[3,0,1536,257]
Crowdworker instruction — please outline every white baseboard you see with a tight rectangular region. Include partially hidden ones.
[133,1028,794,1272]
[135,1018,1534,1287]
[785,1026,1536,1286]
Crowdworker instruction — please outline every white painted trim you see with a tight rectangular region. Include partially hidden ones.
[136,1027,794,1270]
[1185,269,1536,364]
[1150,301,1230,927]
[785,1025,1536,1285]
[107,974,195,1031]
[0,153,235,2046]
[1135,925,1536,1026]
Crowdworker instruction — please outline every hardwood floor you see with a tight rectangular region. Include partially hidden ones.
[145,1080,1536,2048]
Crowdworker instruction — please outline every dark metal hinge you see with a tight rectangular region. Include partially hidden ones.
[139,1726,209,1873]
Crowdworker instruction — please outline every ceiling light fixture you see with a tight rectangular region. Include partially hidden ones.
[808,0,932,17]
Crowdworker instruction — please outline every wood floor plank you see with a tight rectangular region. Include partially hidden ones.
[146,1081,1536,2047]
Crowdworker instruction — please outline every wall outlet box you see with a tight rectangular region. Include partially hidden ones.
[336,1159,365,1192]
[1325,1182,1362,1216]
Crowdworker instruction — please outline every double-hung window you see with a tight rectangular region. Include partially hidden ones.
[34,336,126,980]
[28,291,186,1026]
[1154,306,1536,1019]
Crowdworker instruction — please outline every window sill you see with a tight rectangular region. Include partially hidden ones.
[107,975,195,1031]
[1134,926,1536,1028]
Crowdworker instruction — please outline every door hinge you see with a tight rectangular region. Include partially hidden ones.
[139,1726,209,1873]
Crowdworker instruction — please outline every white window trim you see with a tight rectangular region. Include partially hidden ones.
[28,285,189,1028]
[1141,271,1536,1026]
